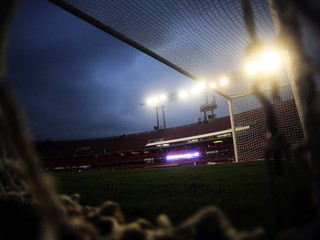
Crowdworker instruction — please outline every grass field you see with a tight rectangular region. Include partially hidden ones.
[52,161,314,237]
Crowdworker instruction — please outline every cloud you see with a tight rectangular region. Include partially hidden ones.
[7,0,142,139]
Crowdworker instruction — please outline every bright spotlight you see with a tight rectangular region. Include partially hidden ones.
[209,82,217,89]
[190,81,206,96]
[220,76,229,86]
[178,90,189,99]
[191,88,200,96]
[259,50,282,74]
[244,61,258,76]
[244,47,282,77]
[159,94,167,102]
[146,97,159,106]
[196,81,206,90]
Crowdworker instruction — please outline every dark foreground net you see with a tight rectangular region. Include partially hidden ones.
[1,0,320,239]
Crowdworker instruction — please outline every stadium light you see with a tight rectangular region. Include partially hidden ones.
[178,89,189,99]
[244,47,282,77]
[159,94,167,102]
[145,93,168,130]
[146,97,158,106]
[191,88,200,96]
[244,61,258,76]
[196,81,206,90]
[209,81,217,89]
[190,81,206,96]
[219,76,229,86]
[142,74,233,131]
[146,93,167,106]
[259,50,282,74]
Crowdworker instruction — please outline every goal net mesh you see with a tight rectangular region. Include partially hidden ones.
[48,0,306,163]
[231,84,304,162]
[2,0,320,239]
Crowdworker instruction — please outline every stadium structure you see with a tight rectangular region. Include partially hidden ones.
[36,95,303,171]
[37,0,308,171]
[1,1,320,240]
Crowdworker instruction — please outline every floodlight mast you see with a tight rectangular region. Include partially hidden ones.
[154,105,166,130]
[161,105,166,129]
[155,106,160,130]
[142,94,171,130]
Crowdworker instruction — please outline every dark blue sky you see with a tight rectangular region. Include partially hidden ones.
[7,0,228,140]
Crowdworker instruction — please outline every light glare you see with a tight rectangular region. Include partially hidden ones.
[166,151,201,161]
[196,81,206,90]
[179,90,189,99]
[159,94,167,102]
[259,51,282,74]
[146,94,167,106]
[209,82,217,89]
[244,61,258,76]
[191,81,206,96]
[146,97,158,106]
[220,77,229,86]
[244,48,282,77]
[191,88,200,95]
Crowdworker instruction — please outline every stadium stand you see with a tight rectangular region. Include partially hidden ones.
[36,116,232,170]
[111,116,231,152]
[36,136,122,159]
[36,98,304,171]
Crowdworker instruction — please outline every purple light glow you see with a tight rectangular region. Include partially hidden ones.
[166,151,201,161]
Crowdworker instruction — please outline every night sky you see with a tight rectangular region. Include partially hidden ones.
[7,0,228,141]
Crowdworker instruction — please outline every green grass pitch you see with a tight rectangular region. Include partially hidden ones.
[52,161,313,235]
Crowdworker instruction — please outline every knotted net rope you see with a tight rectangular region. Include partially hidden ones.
[0,0,319,239]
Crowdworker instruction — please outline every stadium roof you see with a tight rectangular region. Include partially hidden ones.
[50,0,280,98]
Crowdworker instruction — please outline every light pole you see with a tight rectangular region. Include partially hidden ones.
[155,106,160,130]
[161,105,166,129]
[154,105,166,130]
[144,94,168,130]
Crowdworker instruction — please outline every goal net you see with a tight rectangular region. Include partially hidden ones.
[231,84,304,162]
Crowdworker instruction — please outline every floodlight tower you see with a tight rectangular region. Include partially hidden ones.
[200,91,217,123]
[143,94,168,130]
[155,104,166,130]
